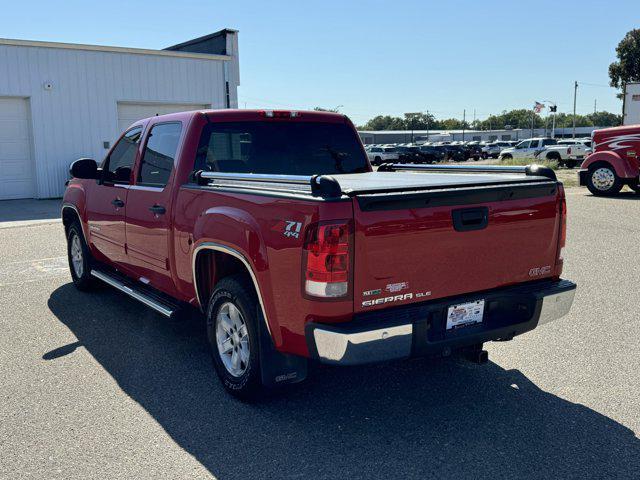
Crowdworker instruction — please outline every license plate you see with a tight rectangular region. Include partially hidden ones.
[446,300,485,330]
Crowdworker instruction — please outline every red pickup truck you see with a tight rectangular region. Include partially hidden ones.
[63,109,576,398]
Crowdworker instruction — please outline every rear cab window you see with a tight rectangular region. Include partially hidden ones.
[194,121,368,176]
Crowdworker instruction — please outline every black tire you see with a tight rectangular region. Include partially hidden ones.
[67,222,95,291]
[546,152,561,162]
[373,156,381,166]
[586,163,622,196]
[206,274,263,399]
[566,160,579,169]
[501,154,512,160]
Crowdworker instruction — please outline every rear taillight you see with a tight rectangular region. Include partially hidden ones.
[303,221,351,298]
[567,147,572,155]
[557,184,567,264]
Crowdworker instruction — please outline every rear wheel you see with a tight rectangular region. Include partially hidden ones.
[566,160,580,169]
[207,275,262,399]
[586,164,622,196]
[501,154,512,160]
[373,156,381,166]
[67,223,95,291]
[546,152,561,161]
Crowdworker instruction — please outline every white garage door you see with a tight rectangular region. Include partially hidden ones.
[0,98,34,200]
[117,102,210,133]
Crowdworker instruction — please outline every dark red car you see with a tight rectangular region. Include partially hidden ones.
[63,109,576,398]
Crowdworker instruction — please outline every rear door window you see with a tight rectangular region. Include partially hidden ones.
[194,121,368,176]
[138,122,182,187]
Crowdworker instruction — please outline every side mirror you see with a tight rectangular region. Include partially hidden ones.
[70,158,98,179]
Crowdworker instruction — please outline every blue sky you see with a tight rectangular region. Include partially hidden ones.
[1,0,636,125]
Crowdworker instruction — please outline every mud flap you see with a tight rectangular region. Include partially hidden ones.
[258,312,308,388]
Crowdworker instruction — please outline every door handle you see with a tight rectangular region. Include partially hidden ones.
[111,199,125,208]
[149,204,166,215]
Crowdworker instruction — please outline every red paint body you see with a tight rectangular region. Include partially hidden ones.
[64,110,566,358]
[581,125,640,180]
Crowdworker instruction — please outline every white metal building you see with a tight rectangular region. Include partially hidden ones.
[0,29,240,199]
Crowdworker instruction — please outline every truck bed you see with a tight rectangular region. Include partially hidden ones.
[196,164,557,200]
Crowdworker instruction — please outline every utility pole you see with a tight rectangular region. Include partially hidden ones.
[594,99,597,115]
[462,109,466,141]
[530,108,534,138]
[426,110,430,140]
[572,81,578,138]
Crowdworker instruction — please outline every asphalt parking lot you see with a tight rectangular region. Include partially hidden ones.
[1,189,639,480]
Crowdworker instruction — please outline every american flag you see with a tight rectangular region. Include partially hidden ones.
[533,101,545,113]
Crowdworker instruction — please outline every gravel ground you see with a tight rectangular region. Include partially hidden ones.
[0,189,638,479]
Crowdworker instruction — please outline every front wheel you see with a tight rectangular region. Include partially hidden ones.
[67,223,95,291]
[586,164,622,196]
[501,154,512,160]
[207,275,263,399]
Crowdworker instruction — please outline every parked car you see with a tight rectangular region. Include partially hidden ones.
[536,142,590,168]
[579,125,640,195]
[443,144,469,162]
[395,146,421,163]
[367,146,399,165]
[558,138,592,149]
[418,145,445,163]
[62,109,576,398]
[482,141,511,159]
[499,138,558,160]
[463,144,483,161]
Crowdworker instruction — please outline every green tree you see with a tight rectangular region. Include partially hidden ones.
[609,29,640,95]
[403,112,437,130]
[588,111,622,127]
[436,118,468,130]
[361,115,405,130]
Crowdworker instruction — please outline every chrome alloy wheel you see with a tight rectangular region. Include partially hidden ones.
[215,302,250,377]
[70,233,84,278]
[592,167,615,191]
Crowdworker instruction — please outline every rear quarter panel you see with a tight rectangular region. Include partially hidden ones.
[173,187,354,356]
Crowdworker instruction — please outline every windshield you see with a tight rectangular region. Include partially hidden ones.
[194,121,368,175]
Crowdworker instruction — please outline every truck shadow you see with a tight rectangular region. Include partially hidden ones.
[584,191,640,200]
[47,284,639,480]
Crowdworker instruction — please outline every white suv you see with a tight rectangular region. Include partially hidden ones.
[366,146,400,166]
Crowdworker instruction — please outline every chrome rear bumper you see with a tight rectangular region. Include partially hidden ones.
[307,280,576,366]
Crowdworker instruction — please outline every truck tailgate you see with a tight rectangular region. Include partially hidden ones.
[351,179,561,313]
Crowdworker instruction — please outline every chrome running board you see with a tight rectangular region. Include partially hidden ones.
[90,269,176,318]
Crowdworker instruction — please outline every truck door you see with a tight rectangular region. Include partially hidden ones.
[125,121,182,290]
[527,139,540,156]
[85,126,143,265]
[513,140,530,157]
